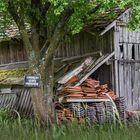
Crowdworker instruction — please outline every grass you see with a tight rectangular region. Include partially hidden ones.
[0,109,140,140]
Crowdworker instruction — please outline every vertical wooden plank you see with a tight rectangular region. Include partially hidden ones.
[131,45,135,106]
[123,43,128,107]
[123,13,128,43]
[110,30,115,90]
[118,26,125,99]
[133,44,139,109]
[127,44,132,108]
[114,27,119,96]
[119,18,123,43]
[138,44,140,108]
[118,44,124,96]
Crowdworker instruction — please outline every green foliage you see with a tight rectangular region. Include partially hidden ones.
[0,0,11,33]
[0,0,140,36]
[129,6,140,30]
[0,113,140,140]
[49,0,68,15]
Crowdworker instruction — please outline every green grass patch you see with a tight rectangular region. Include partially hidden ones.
[0,109,139,140]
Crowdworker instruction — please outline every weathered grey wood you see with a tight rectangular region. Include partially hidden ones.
[110,58,140,63]
[138,44,140,108]
[131,62,135,106]
[57,57,93,84]
[123,43,128,106]
[62,51,101,62]
[63,98,110,103]
[0,61,29,70]
[114,28,119,96]
[75,52,115,86]
[100,8,131,36]
[133,45,139,109]
[118,47,124,98]
[118,60,140,63]
[122,13,128,43]
[119,25,123,43]
[119,42,140,44]
[109,30,115,91]
[127,44,132,108]
[55,64,67,73]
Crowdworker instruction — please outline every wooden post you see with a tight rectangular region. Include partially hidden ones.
[114,26,119,96]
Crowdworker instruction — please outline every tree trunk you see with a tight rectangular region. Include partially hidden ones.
[29,57,55,126]
[7,1,74,126]
[44,58,55,125]
[30,88,48,125]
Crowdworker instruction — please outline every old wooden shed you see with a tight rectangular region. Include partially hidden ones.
[0,8,140,112]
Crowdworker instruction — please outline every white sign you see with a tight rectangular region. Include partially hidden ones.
[24,75,41,88]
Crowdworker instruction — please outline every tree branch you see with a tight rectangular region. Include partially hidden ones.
[7,0,20,27]
[42,1,51,16]
[40,7,74,70]
[88,4,102,15]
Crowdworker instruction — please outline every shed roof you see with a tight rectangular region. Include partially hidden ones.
[85,7,129,31]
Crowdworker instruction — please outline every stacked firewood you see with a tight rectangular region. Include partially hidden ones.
[58,78,117,100]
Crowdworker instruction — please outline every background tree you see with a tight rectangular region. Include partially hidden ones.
[0,0,140,125]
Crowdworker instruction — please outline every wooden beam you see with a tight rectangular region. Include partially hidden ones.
[57,57,93,84]
[100,8,131,36]
[100,21,116,36]
[62,51,101,62]
[54,51,102,62]
[110,59,140,63]
[114,30,119,96]
[62,98,110,103]
[83,29,97,36]
[0,61,29,70]
[75,51,115,86]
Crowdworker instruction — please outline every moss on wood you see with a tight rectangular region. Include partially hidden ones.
[0,68,29,85]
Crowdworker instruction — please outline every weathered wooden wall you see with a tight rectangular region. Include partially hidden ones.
[0,31,113,86]
[0,40,27,65]
[114,10,140,110]
[0,30,115,114]
[97,29,114,87]
[55,31,99,57]
[0,31,113,63]
[55,30,114,86]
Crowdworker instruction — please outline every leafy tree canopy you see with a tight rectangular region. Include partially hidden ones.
[0,0,140,36]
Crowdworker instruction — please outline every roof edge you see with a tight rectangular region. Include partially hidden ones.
[100,8,131,36]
